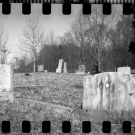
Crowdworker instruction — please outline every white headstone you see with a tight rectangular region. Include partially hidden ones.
[0,64,13,91]
[38,65,44,72]
[87,72,90,74]
[0,64,13,102]
[56,59,63,73]
[63,62,68,73]
[117,67,131,74]
[44,70,47,73]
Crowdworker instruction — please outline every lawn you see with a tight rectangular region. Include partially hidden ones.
[0,72,134,135]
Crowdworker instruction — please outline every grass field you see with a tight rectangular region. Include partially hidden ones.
[0,72,135,134]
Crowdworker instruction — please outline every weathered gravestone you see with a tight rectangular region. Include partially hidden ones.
[76,65,85,74]
[38,65,44,72]
[117,67,131,74]
[0,64,14,102]
[63,62,68,73]
[131,69,135,74]
[83,72,135,112]
[56,59,63,73]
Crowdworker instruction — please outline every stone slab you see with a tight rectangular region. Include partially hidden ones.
[0,64,13,91]
[38,65,44,72]
[83,72,135,112]
[76,65,85,74]
[0,64,13,102]
[117,67,131,74]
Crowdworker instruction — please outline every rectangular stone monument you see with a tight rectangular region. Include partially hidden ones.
[117,67,131,74]
[63,62,68,73]
[0,64,13,102]
[38,65,44,72]
[0,64,13,91]
[83,72,135,112]
[76,65,85,74]
[56,59,63,73]
[131,69,135,74]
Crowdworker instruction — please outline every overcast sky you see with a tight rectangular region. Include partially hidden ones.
[0,4,122,62]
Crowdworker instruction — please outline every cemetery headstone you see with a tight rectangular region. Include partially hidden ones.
[63,62,68,73]
[131,69,135,74]
[76,65,85,74]
[44,70,47,73]
[0,64,14,102]
[38,65,44,72]
[117,67,131,74]
[56,59,63,73]
[87,72,90,74]
[83,72,135,112]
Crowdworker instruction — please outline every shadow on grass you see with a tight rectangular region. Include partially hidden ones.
[71,83,83,89]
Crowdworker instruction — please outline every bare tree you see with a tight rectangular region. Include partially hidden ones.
[106,14,134,70]
[83,5,120,71]
[59,31,75,60]
[19,17,44,72]
[45,31,58,46]
[59,30,74,46]
[0,24,9,64]
[71,10,87,65]
[116,14,134,47]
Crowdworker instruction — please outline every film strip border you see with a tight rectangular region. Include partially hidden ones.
[0,120,134,133]
[0,3,134,15]
[0,0,134,3]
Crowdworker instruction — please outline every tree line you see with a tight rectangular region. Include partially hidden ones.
[16,5,135,73]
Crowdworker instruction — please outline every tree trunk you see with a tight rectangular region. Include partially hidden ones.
[78,49,82,65]
[98,60,101,71]
[33,60,36,73]
[43,53,44,70]
[82,46,85,66]
[97,45,101,71]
